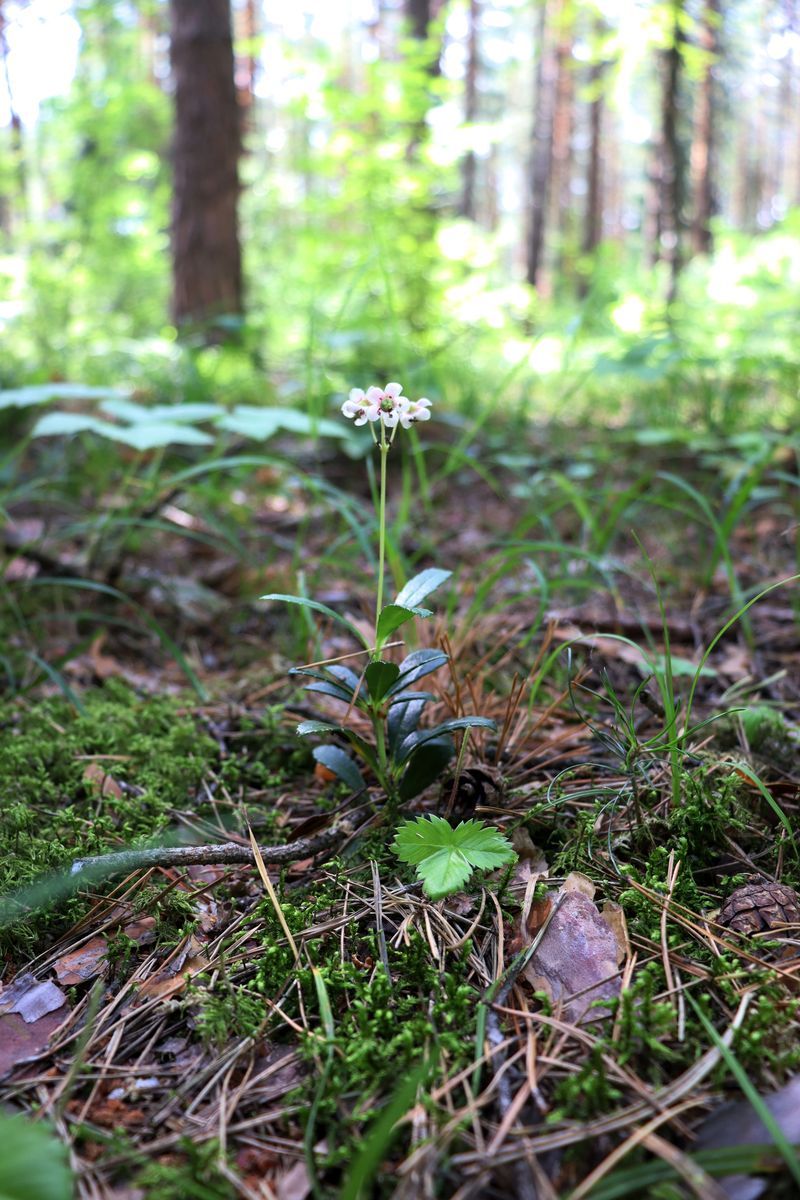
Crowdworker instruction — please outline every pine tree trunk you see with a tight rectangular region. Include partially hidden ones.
[526,0,558,290]
[0,0,26,235]
[660,1,684,300]
[582,56,604,259]
[460,0,480,221]
[689,0,718,255]
[548,17,575,283]
[169,0,243,331]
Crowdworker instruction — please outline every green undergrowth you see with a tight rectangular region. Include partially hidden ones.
[0,681,295,957]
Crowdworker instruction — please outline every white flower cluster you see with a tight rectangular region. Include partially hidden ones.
[341,382,432,430]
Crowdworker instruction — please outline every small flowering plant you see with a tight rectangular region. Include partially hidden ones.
[263,383,514,896]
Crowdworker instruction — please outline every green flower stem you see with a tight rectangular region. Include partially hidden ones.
[374,426,389,655]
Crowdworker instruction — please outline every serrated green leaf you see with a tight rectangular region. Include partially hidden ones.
[416,849,472,900]
[392,815,516,899]
[0,1114,73,1200]
[376,603,430,644]
[365,659,400,701]
[312,745,363,792]
[395,568,451,610]
[261,593,370,650]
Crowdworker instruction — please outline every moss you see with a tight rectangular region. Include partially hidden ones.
[0,683,221,955]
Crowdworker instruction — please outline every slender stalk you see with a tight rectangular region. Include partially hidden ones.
[374,426,389,652]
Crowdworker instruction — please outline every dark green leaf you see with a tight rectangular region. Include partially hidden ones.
[395,568,451,610]
[365,660,401,702]
[0,1114,73,1200]
[376,604,430,644]
[398,738,454,800]
[312,746,363,792]
[395,716,496,765]
[385,649,448,696]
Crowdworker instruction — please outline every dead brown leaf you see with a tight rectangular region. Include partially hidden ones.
[519,881,628,1024]
[54,937,109,986]
[83,761,124,799]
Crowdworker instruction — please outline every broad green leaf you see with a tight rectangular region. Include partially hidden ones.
[387,696,430,752]
[376,603,431,643]
[398,738,454,800]
[395,568,452,610]
[297,720,342,736]
[312,746,363,792]
[395,716,496,765]
[365,660,401,702]
[305,680,355,704]
[261,594,370,650]
[110,422,214,449]
[385,649,448,695]
[0,1113,73,1200]
[290,664,362,697]
[32,413,120,438]
[0,383,127,410]
[217,406,344,441]
[101,398,223,424]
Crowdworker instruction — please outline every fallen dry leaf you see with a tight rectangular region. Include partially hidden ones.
[0,974,67,1022]
[519,881,628,1024]
[0,1007,68,1078]
[83,761,124,799]
[54,936,109,986]
[695,1076,800,1200]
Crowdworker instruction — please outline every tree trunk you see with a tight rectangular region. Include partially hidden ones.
[582,59,604,258]
[660,1,684,301]
[0,0,27,235]
[169,0,243,331]
[404,0,442,73]
[548,15,575,283]
[526,0,558,290]
[460,0,480,221]
[689,0,719,255]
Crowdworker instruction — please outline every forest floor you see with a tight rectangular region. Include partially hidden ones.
[1,420,799,1200]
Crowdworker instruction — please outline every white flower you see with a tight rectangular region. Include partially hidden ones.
[398,397,432,428]
[375,381,410,429]
[341,387,380,426]
[342,382,432,434]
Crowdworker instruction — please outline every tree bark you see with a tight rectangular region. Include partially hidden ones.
[460,0,480,221]
[689,0,719,255]
[526,0,559,290]
[660,1,685,301]
[0,0,26,235]
[169,0,243,331]
[582,57,604,259]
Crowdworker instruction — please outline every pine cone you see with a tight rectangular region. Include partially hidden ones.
[717,877,800,937]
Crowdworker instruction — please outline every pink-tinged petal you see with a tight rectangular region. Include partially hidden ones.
[381,410,399,428]
[416,397,431,409]
[384,382,403,400]
[413,406,431,421]
[341,400,357,418]
[366,386,384,404]
[349,387,366,403]
[398,411,413,429]
[354,412,369,426]
[365,404,381,421]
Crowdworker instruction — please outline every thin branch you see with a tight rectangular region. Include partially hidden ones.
[70,821,352,879]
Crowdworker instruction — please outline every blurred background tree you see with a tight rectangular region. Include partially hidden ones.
[0,0,798,428]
